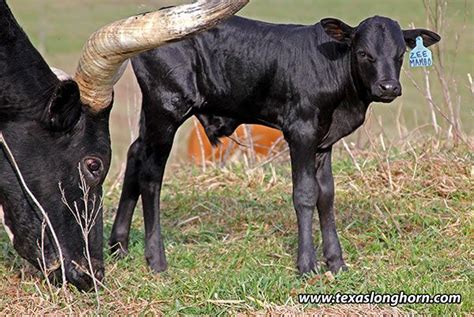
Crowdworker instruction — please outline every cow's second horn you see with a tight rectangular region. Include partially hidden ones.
[74,0,248,112]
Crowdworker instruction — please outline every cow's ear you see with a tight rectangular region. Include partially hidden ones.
[403,29,441,49]
[321,18,354,44]
[42,80,82,131]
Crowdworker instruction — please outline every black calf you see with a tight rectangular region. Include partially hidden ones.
[109,16,440,274]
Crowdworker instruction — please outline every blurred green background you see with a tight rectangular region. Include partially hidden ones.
[9,0,473,173]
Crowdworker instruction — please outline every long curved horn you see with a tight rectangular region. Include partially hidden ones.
[74,0,249,112]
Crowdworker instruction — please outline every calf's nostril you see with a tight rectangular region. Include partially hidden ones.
[379,82,401,96]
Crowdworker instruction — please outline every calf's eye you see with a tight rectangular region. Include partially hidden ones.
[357,50,375,62]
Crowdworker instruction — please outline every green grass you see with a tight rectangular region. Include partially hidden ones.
[1,146,472,314]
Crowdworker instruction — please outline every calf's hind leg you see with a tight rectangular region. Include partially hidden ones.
[139,117,180,273]
[110,139,142,258]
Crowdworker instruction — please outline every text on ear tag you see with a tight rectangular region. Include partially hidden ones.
[409,36,433,68]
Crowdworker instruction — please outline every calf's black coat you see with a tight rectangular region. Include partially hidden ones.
[110,16,440,274]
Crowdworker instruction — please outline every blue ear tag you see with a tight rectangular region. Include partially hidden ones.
[409,36,433,68]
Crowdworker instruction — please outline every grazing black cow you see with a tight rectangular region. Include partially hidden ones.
[109,15,440,275]
[0,0,248,290]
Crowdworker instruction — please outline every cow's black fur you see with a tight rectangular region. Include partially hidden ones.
[109,16,439,274]
[0,0,110,290]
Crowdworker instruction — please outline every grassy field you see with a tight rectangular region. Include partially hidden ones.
[1,0,473,315]
[1,144,472,314]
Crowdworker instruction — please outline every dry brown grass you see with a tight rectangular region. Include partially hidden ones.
[241,304,408,316]
[0,273,165,315]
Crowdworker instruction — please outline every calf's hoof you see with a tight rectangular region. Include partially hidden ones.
[327,259,348,274]
[147,256,168,274]
[109,241,129,259]
[297,256,318,276]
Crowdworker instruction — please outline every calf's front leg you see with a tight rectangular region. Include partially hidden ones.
[110,139,142,258]
[289,138,318,274]
[316,149,347,273]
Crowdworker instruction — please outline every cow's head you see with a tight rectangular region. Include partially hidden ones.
[0,0,248,291]
[321,16,440,103]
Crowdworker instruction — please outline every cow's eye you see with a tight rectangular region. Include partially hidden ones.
[84,158,103,177]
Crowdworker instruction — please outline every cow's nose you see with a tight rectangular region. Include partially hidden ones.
[379,81,401,96]
[67,264,105,291]
[69,267,92,291]
[95,267,105,282]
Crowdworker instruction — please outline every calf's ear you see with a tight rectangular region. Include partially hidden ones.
[320,18,354,44]
[42,80,82,131]
[403,29,441,49]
